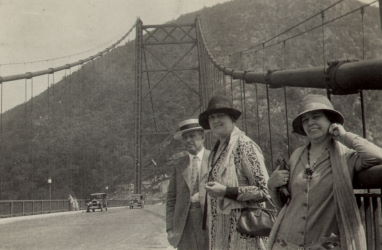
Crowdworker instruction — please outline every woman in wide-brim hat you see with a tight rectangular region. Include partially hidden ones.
[200,95,269,250]
[267,94,382,250]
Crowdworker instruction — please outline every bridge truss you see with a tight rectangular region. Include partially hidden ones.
[0,2,382,247]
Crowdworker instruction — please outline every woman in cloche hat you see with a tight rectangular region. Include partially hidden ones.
[267,94,382,250]
[199,95,269,250]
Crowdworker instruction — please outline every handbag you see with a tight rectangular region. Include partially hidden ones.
[237,199,276,237]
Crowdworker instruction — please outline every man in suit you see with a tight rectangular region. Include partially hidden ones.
[166,118,210,250]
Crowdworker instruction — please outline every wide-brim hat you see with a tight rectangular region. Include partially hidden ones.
[199,95,241,129]
[174,118,204,140]
[292,94,344,136]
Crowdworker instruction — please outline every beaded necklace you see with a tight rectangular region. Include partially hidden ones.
[305,145,326,180]
[305,147,315,180]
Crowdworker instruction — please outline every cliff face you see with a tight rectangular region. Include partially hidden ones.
[1,0,381,199]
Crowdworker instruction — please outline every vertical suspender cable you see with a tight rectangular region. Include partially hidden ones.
[239,52,247,134]
[282,41,291,156]
[196,22,206,112]
[242,78,248,134]
[134,20,143,194]
[263,43,274,170]
[360,7,367,138]
[204,48,210,103]
[265,85,274,170]
[239,78,245,130]
[204,48,210,107]
[143,49,159,132]
[255,82,260,141]
[321,11,331,100]
[254,51,260,141]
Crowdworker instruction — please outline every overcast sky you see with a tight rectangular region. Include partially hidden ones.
[0,0,230,112]
[0,0,375,112]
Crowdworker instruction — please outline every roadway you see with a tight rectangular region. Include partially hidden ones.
[0,205,175,250]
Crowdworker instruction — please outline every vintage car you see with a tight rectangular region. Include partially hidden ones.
[86,193,108,212]
[128,194,145,209]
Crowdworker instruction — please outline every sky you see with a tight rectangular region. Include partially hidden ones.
[0,0,376,112]
[0,0,230,112]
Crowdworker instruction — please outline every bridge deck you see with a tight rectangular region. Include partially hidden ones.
[0,205,174,250]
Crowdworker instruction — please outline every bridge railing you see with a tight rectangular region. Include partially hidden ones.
[0,200,70,218]
[0,199,142,218]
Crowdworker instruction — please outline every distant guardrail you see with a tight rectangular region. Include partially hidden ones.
[0,199,158,218]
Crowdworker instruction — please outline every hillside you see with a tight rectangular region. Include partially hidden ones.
[1,0,382,199]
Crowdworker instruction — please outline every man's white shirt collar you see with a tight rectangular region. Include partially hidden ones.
[189,147,205,161]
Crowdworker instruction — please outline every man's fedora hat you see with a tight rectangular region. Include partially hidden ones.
[174,118,204,140]
[199,95,241,129]
[292,94,344,136]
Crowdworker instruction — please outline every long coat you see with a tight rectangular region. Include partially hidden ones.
[166,149,210,247]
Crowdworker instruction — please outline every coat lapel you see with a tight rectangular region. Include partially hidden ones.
[199,149,210,209]
[181,156,192,191]
[200,150,209,182]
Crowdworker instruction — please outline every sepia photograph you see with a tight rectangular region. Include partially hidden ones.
[0,0,382,249]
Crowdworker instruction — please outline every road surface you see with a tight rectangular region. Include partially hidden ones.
[0,205,175,250]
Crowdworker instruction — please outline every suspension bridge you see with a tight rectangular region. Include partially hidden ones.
[0,0,382,249]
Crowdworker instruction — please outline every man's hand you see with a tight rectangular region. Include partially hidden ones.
[205,181,226,197]
[190,192,200,203]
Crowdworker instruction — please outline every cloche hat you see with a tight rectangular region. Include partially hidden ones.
[199,95,241,129]
[292,94,344,136]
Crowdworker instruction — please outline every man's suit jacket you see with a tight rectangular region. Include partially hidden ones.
[166,149,210,247]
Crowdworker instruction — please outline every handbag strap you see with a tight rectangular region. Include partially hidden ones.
[264,194,277,210]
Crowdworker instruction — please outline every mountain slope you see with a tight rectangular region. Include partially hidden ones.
[1,0,381,199]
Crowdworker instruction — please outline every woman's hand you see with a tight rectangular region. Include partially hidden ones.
[268,166,289,190]
[205,181,227,198]
[328,123,346,139]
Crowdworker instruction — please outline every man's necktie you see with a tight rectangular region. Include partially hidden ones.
[190,155,199,196]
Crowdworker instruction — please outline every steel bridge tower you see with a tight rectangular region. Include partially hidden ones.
[134,18,207,194]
